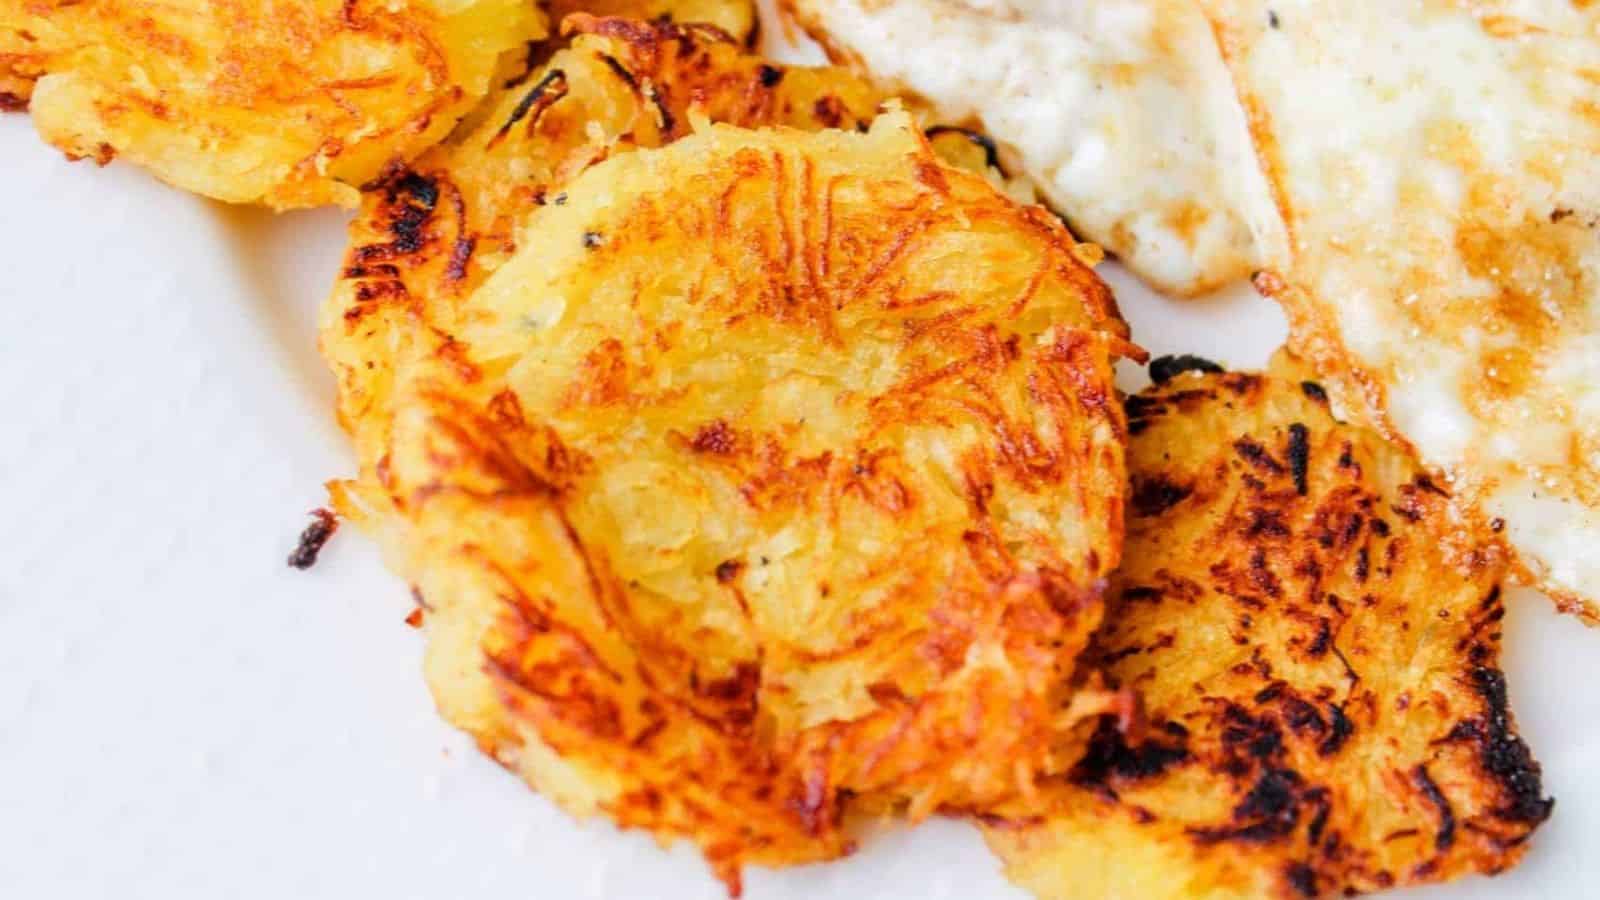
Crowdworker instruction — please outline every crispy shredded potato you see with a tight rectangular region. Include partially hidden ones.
[982,355,1551,899]
[323,15,937,481]
[322,108,1134,891]
[0,0,545,207]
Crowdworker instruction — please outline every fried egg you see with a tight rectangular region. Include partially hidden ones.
[1204,0,1600,614]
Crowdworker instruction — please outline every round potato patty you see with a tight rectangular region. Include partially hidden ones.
[1,0,545,207]
[325,110,1136,889]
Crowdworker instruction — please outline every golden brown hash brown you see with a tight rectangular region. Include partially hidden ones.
[0,0,545,207]
[983,356,1550,900]
[323,110,1136,891]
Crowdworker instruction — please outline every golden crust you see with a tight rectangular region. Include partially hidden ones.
[983,356,1550,899]
[323,15,888,483]
[323,109,1133,890]
[0,0,545,207]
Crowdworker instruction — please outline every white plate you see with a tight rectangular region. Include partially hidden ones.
[2,11,1597,898]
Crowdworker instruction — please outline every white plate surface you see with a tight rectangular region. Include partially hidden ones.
[2,12,1598,898]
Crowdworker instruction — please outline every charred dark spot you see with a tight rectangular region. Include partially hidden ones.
[924,125,1003,172]
[1248,548,1282,598]
[1306,618,1332,657]
[1268,10,1282,29]
[1072,719,1190,784]
[343,263,399,279]
[1130,475,1192,517]
[691,420,736,455]
[1249,729,1282,760]
[489,68,569,148]
[1391,503,1423,523]
[1332,643,1360,687]
[446,235,476,282]
[1338,443,1356,469]
[1255,681,1287,704]
[1285,862,1315,897]
[1300,381,1327,404]
[287,509,338,570]
[583,231,604,249]
[1306,789,1331,845]
[0,91,27,112]
[1414,474,1450,497]
[1234,438,1286,474]
[812,95,847,128]
[715,560,743,583]
[1246,507,1291,538]
[1120,585,1162,603]
[388,204,433,256]
[1236,769,1298,821]
[1193,768,1303,844]
[1149,354,1224,384]
[1220,705,1284,762]
[1355,546,1370,582]
[1317,704,1353,757]
[646,84,675,135]
[1124,394,1162,420]
[1221,373,1263,396]
[698,661,760,731]
[1340,513,1364,546]
[1411,765,1456,851]
[353,280,407,303]
[1282,697,1325,735]
[1459,667,1554,824]
[350,170,445,261]
[600,53,638,90]
[387,170,439,209]
[758,63,785,87]
[1287,423,1310,496]
[552,192,568,205]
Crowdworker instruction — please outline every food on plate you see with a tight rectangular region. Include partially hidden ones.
[324,14,885,477]
[546,0,756,42]
[0,0,545,207]
[322,108,1137,890]
[1202,1,1600,614]
[982,356,1551,899]
[783,0,1284,296]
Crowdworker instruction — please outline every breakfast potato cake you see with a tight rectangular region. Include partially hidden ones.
[983,356,1550,899]
[0,0,545,207]
[323,111,1136,890]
